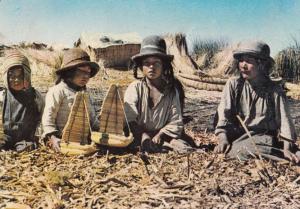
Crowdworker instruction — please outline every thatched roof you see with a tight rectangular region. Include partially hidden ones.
[75,32,141,49]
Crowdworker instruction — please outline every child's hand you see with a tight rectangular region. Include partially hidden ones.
[141,133,159,152]
[214,133,230,154]
[48,135,61,152]
[283,149,299,164]
[152,134,163,145]
[283,141,300,164]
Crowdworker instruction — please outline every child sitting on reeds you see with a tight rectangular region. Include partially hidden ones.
[0,50,44,152]
[124,35,193,153]
[214,41,300,163]
[42,48,99,152]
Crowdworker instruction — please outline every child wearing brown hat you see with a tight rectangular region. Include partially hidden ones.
[0,50,44,152]
[124,35,193,153]
[214,41,300,163]
[42,48,100,152]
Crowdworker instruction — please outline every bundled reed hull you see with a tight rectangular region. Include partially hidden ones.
[93,84,133,147]
[91,132,133,147]
[60,142,98,155]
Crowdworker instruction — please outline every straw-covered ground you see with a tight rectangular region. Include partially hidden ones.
[1,69,300,209]
[1,146,300,209]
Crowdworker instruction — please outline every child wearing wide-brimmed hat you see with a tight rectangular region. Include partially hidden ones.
[124,35,193,153]
[0,50,44,152]
[42,48,100,152]
[214,41,300,163]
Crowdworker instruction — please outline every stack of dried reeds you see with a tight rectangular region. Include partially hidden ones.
[12,47,64,86]
[275,47,300,83]
[192,38,229,71]
[165,33,202,75]
[207,45,239,77]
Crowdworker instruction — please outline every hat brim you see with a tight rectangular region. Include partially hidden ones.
[56,60,100,78]
[132,52,174,63]
[233,51,275,64]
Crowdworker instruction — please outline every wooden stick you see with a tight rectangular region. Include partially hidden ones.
[236,115,263,161]
[236,115,274,183]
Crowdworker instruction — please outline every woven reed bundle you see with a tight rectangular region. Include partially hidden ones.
[178,73,227,85]
[178,76,225,91]
[61,91,91,144]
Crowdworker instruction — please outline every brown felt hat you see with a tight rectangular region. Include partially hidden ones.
[56,48,99,77]
[131,35,173,63]
[233,41,274,64]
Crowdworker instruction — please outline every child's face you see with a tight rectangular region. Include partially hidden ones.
[142,56,163,80]
[238,55,260,80]
[72,65,91,87]
[8,67,25,91]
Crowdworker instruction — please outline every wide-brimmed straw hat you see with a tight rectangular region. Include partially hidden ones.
[131,35,173,63]
[233,41,274,64]
[56,48,99,77]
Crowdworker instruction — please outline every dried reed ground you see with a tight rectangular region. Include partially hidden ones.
[0,68,300,209]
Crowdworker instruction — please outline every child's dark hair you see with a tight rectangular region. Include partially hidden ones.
[55,68,76,85]
[130,57,185,111]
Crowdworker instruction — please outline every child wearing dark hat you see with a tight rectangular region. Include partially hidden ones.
[42,48,100,152]
[124,35,192,153]
[0,50,44,152]
[214,41,300,163]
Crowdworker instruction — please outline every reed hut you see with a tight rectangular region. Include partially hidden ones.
[75,32,141,68]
